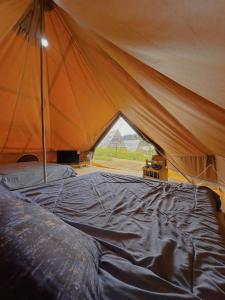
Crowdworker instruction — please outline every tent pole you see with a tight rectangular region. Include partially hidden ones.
[40,0,47,184]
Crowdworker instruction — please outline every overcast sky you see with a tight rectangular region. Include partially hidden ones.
[109,117,136,136]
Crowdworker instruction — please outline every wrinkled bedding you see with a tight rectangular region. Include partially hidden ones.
[0,162,77,190]
[16,172,225,300]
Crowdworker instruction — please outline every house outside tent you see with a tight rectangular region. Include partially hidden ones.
[98,129,126,149]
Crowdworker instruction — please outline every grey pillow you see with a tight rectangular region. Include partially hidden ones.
[0,180,29,201]
[0,162,77,190]
[0,198,101,300]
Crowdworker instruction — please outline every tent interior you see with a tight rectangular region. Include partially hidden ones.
[0,0,225,299]
[0,0,225,184]
[1,0,225,193]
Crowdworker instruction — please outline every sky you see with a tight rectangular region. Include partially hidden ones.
[109,117,136,136]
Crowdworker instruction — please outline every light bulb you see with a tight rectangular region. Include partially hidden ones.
[41,38,49,48]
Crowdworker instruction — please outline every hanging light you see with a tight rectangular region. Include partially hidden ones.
[41,37,49,48]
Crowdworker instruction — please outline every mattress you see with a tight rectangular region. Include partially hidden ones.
[16,171,225,300]
[0,162,77,190]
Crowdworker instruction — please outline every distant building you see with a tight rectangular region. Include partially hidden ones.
[124,140,140,151]
[98,130,155,154]
[98,129,126,149]
[124,139,155,154]
[137,140,155,154]
[123,134,140,141]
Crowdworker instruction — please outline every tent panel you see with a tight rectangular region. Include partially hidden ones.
[0,0,31,40]
[0,30,50,153]
[55,0,225,109]
[62,12,209,156]
[45,7,117,151]
[216,156,225,189]
[90,33,225,156]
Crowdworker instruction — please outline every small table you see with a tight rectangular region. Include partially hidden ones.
[143,166,168,180]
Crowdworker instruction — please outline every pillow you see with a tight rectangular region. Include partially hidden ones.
[0,180,29,201]
[0,162,77,190]
[0,198,101,300]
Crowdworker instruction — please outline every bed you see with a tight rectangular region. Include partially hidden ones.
[0,164,225,299]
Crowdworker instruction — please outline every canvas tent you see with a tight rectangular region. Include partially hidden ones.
[0,0,225,188]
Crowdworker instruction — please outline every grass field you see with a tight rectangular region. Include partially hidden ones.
[93,147,154,162]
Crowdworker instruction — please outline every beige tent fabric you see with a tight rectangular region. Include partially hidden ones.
[45,8,117,151]
[0,0,31,40]
[0,0,53,154]
[0,30,47,152]
[55,0,225,110]
[216,156,225,189]
[0,0,225,185]
[88,33,225,156]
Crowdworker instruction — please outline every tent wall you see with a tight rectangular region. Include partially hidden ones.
[0,0,31,40]
[45,7,117,151]
[216,156,225,191]
[0,0,224,186]
[55,0,225,109]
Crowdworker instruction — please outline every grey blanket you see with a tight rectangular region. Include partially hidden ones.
[20,172,225,299]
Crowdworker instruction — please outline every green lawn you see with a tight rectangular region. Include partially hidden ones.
[93,147,154,162]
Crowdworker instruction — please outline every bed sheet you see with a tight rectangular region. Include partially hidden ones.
[19,172,225,299]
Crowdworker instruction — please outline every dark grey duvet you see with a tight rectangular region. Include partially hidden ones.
[15,172,225,300]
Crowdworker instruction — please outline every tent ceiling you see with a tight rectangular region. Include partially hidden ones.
[0,0,225,183]
[55,0,225,109]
